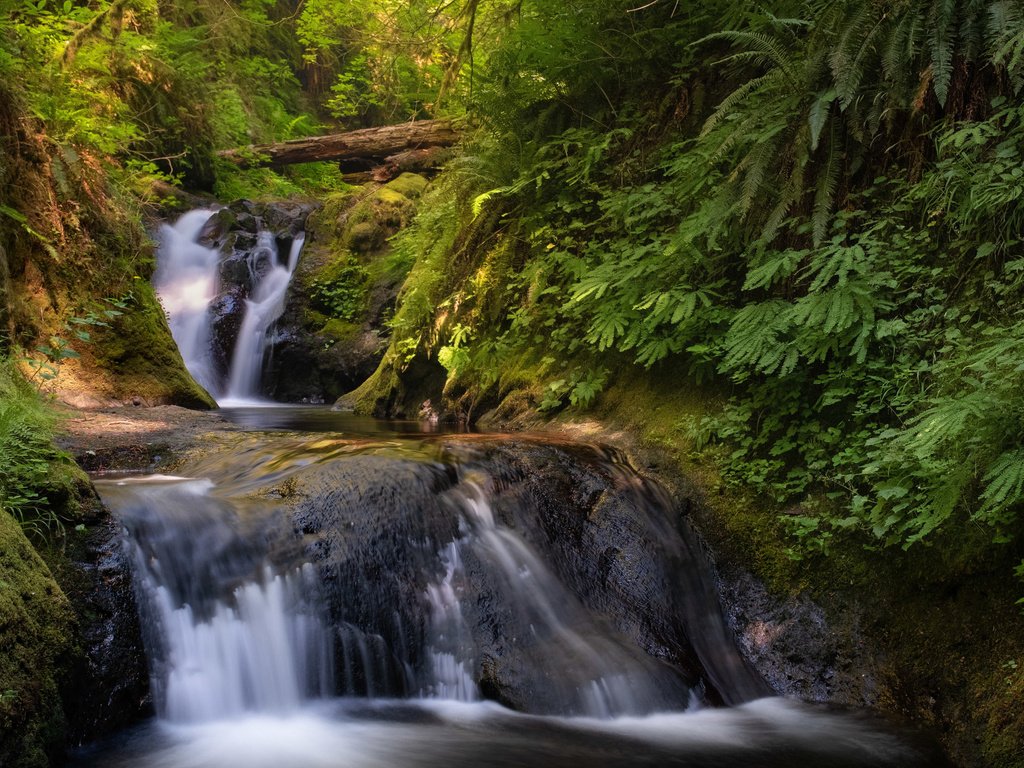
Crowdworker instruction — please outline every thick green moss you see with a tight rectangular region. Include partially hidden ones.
[0,510,75,768]
[383,172,429,200]
[91,282,214,408]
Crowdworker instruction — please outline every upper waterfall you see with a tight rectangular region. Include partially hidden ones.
[154,208,306,405]
[154,210,221,395]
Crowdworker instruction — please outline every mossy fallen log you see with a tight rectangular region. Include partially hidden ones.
[216,120,460,169]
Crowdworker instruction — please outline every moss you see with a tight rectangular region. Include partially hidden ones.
[38,459,97,526]
[321,318,361,341]
[383,172,429,199]
[976,658,1024,767]
[91,282,214,408]
[333,176,425,255]
[0,509,75,768]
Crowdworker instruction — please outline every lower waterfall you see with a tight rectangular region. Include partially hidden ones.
[73,413,947,768]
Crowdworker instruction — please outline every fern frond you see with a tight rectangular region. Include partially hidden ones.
[698,30,797,79]
[809,89,837,150]
[700,72,777,138]
[978,448,1024,525]
[929,0,957,106]
[812,121,841,245]
[830,1,883,108]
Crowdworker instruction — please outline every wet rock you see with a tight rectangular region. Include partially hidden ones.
[218,249,251,286]
[287,455,459,694]
[208,284,246,378]
[265,325,387,403]
[57,514,151,745]
[445,441,769,710]
[275,438,764,714]
[199,199,319,395]
[716,565,880,707]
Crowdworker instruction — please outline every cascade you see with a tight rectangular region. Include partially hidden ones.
[155,209,305,404]
[153,211,221,394]
[78,422,946,768]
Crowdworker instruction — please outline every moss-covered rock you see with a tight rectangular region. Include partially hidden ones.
[86,282,215,408]
[265,176,430,403]
[0,510,75,768]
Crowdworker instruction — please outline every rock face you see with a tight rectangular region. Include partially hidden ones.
[189,179,427,403]
[57,516,151,745]
[271,437,768,713]
[196,199,318,393]
[270,174,429,403]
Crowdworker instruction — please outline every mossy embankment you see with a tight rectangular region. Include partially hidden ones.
[346,337,1024,767]
[268,173,430,402]
[458,363,1022,768]
[0,510,76,768]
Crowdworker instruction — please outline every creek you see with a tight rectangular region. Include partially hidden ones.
[66,211,945,766]
[70,409,943,768]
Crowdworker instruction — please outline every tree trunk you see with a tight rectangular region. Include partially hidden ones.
[216,120,460,168]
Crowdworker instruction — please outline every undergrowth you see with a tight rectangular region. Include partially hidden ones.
[0,358,76,540]
[369,0,1024,565]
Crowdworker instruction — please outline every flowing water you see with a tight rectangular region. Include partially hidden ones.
[153,211,221,395]
[98,208,948,766]
[73,412,945,768]
[155,210,305,405]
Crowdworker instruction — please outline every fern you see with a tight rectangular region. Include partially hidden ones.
[979,449,1024,526]
[930,0,957,106]
[811,120,841,245]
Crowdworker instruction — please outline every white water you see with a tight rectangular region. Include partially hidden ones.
[154,210,221,394]
[221,233,305,406]
[74,698,928,768]
[155,210,305,405]
[422,543,478,702]
[111,476,333,723]
[426,479,677,717]
[149,567,333,722]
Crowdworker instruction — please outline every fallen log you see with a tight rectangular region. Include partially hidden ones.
[216,120,460,168]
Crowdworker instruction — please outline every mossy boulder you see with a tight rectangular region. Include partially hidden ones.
[266,176,429,403]
[0,511,75,768]
[336,174,426,255]
[89,283,215,408]
[382,172,429,200]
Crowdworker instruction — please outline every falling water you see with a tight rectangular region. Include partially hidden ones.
[100,476,333,723]
[423,478,683,716]
[154,210,305,404]
[153,211,221,394]
[421,543,478,702]
[221,233,305,406]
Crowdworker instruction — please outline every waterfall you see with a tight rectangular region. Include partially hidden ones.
[423,478,681,716]
[104,476,333,723]
[82,437,941,768]
[221,233,305,406]
[154,211,221,395]
[154,209,305,405]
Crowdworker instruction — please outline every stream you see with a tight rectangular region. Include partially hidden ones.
[66,210,945,766]
[71,409,943,768]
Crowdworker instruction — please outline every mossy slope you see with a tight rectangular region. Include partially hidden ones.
[0,511,75,768]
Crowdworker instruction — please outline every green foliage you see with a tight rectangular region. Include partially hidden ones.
[0,358,74,539]
[363,0,1024,560]
[309,258,369,321]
